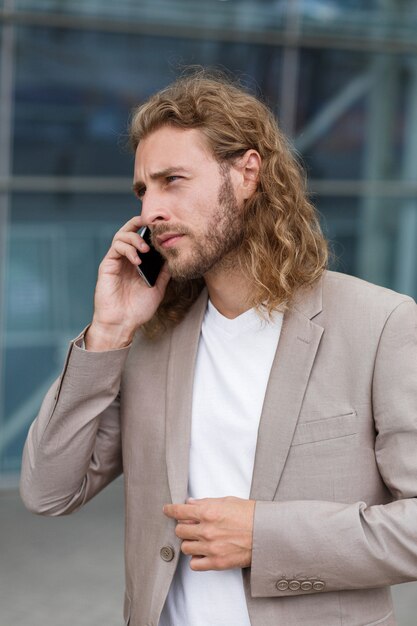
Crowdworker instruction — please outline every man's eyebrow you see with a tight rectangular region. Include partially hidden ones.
[132,167,189,195]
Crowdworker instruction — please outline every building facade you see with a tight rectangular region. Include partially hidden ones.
[1,0,417,480]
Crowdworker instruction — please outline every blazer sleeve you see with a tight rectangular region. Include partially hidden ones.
[20,331,130,516]
[250,299,417,597]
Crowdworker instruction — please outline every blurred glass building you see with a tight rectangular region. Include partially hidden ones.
[1,0,417,481]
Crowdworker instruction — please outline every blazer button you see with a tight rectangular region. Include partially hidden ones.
[160,546,175,562]
[289,580,301,591]
[313,581,325,591]
[276,579,289,591]
[301,581,313,591]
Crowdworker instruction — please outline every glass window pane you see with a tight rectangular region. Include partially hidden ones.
[296,49,416,184]
[0,28,2,88]
[299,0,415,42]
[14,0,289,34]
[317,195,359,277]
[317,194,417,302]
[1,192,135,475]
[13,25,282,177]
[295,49,369,180]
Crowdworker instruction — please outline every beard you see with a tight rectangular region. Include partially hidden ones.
[152,166,245,280]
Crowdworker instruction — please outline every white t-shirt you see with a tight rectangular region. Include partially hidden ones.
[159,301,283,626]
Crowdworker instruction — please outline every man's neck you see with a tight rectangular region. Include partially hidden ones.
[204,267,253,320]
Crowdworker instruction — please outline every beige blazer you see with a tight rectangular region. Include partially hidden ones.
[21,270,417,626]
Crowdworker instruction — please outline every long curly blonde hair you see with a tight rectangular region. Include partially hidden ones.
[129,70,328,338]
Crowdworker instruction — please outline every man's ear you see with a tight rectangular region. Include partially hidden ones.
[235,150,261,199]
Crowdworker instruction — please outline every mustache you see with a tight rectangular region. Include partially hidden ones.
[150,224,193,243]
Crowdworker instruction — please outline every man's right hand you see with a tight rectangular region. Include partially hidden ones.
[85,215,171,351]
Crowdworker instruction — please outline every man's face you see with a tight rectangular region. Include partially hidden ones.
[133,126,246,280]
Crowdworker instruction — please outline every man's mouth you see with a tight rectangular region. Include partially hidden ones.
[156,233,184,249]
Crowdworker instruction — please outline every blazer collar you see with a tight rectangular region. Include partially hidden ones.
[292,272,324,320]
[249,276,324,500]
[165,288,208,505]
[165,276,325,505]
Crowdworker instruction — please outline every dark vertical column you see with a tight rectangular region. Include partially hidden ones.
[0,0,16,466]
[395,56,417,296]
[278,0,301,138]
[357,0,400,285]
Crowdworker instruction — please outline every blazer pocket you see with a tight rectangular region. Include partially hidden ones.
[292,411,357,446]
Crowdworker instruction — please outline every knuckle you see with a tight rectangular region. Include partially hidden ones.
[214,554,227,569]
[112,230,123,243]
[200,506,216,523]
[211,541,222,557]
[211,557,222,570]
[206,510,218,523]
[201,525,215,542]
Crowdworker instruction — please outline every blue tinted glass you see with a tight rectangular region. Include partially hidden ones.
[316,195,359,276]
[13,26,282,176]
[2,345,56,473]
[295,49,368,180]
[1,192,135,474]
[299,0,414,39]
[14,0,289,32]
[316,194,417,300]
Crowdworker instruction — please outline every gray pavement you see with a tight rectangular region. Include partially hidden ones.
[1,479,125,626]
[1,478,417,626]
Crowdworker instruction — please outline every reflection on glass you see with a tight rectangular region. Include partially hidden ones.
[2,345,56,473]
[1,192,135,473]
[295,48,368,180]
[14,0,289,32]
[2,0,417,481]
[13,0,417,44]
[13,26,281,176]
[317,193,417,300]
[316,195,359,276]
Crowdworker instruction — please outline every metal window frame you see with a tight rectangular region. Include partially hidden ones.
[1,0,417,477]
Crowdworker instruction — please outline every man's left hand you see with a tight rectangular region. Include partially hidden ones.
[163,496,255,571]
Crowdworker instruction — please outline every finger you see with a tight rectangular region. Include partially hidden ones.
[113,231,149,253]
[181,540,207,557]
[119,215,144,232]
[175,523,200,541]
[111,240,140,265]
[163,503,200,521]
[189,556,214,571]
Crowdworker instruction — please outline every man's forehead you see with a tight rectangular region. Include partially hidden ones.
[137,126,211,158]
[134,126,215,177]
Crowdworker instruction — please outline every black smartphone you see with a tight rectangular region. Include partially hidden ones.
[136,226,165,287]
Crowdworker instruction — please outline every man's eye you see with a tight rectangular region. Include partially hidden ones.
[166,175,180,184]
[136,187,146,199]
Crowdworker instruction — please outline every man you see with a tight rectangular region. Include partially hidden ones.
[21,71,417,626]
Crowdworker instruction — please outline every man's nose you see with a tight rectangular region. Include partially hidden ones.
[140,192,171,225]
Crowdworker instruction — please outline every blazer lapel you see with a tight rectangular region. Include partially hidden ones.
[250,281,324,501]
[165,289,208,505]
